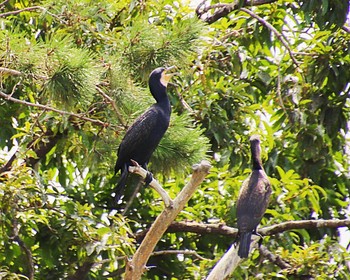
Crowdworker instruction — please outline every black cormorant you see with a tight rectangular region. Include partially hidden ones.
[114,66,175,202]
[236,135,271,258]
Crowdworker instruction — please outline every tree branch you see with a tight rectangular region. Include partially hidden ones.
[128,159,173,208]
[25,129,67,168]
[0,67,22,76]
[259,219,350,236]
[151,250,209,261]
[10,218,34,280]
[135,221,238,243]
[206,235,260,280]
[259,244,291,269]
[67,259,95,280]
[152,219,350,238]
[0,5,64,23]
[0,90,108,127]
[95,85,126,127]
[205,219,350,279]
[0,6,45,17]
[240,7,300,68]
[124,160,211,280]
[0,0,9,9]
[196,0,277,24]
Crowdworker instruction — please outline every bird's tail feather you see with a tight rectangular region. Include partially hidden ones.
[238,232,252,258]
[114,168,128,202]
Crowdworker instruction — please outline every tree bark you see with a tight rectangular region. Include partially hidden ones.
[124,160,211,280]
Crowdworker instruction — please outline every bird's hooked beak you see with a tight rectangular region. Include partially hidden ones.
[161,66,177,86]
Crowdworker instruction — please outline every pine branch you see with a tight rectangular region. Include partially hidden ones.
[196,0,277,24]
[124,160,211,280]
[0,90,108,127]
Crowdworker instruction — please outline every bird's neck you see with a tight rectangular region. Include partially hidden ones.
[251,143,263,170]
[150,83,170,109]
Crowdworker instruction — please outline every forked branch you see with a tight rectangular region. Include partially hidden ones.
[124,160,211,280]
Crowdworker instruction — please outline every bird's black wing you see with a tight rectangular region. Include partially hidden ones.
[115,105,164,172]
[236,170,271,232]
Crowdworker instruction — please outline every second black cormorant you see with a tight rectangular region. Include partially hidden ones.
[114,66,175,202]
[236,135,271,258]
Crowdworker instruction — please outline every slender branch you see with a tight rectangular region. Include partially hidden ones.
[95,85,126,127]
[240,7,300,68]
[124,160,211,280]
[67,259,95,280]
[10,218,34,280]
[122,179,144,215]
[0,6,45,17]
[0,5,67,24]
[0,0,9,9]
[0,67,22,76]
[151,250,209,261]
[342,25,350,33]
[259,244,291,269]
[0,90,108,127]
[196,0,277,24]
[259,219,350,236]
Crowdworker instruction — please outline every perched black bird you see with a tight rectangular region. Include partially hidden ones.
[114,67,175,202]
[236,135,271,258]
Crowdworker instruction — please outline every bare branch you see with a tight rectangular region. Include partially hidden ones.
[259,219,350,236]
[240,8,300,68]
[128,159,173,208]
[206,235,260,280]
[259,244,291,269]
[122,179,144,215]
[10,218,34,280]
[0,6,45,17]
[206,219,350,279]
[96,85,126,127]
[0,90,108,127]
[67,259,95,280]
[342,25,350,33]
[151,250,210,261]
[0,67,22,76]
[0,5,67,24]
[124,160,211,280]
[136,219,350,244]
[135,221,238,243]
[0,0,9,9]
[196,0,277,24]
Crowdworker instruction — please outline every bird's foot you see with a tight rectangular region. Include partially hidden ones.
[144,171,153,186]
[253,231,264,247]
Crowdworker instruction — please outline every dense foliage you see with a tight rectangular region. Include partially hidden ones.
[0,0,349,279]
